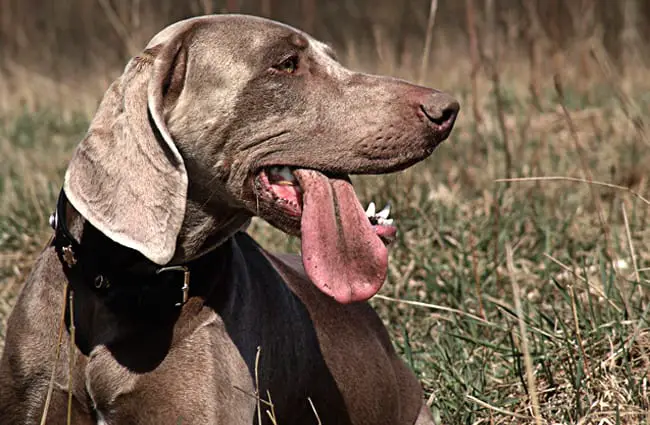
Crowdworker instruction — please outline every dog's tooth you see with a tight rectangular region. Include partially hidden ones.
[365,202,376,217]
[377,203,391,219]
[377,217,394,226]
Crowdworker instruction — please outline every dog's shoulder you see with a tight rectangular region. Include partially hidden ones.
[0,244,69,395]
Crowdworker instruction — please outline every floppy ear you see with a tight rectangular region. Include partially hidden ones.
[64,33,190,265]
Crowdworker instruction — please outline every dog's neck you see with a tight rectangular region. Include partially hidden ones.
[56,201,239,358]
[57,199,236,269]
[172,195,253,263]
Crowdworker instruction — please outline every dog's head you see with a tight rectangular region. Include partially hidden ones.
[64,15,459,303]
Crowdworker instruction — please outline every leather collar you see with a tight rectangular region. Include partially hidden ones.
[50,189,204,311]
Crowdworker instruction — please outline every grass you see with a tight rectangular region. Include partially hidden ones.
[2,45,650,425]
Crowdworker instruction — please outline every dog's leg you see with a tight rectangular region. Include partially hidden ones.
[0,250,95,425]
[0,337,95,425]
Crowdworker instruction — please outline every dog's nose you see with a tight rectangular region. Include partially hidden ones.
[420,92,459,131]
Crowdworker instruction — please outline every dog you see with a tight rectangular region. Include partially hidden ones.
[0,14,459,425]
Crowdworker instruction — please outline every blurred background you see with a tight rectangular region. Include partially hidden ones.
[1,0,649,111]
[1,1,650,424]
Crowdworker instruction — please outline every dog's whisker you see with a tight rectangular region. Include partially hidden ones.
[239,129,291,152]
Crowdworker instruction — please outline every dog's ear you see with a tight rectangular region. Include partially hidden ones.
[64,31,191,265]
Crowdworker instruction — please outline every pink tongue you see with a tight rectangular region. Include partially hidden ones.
[294,169,388,303]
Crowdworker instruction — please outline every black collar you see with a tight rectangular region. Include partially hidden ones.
[51,189,207,311]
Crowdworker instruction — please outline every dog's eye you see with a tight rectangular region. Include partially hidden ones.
[273,56,299,74]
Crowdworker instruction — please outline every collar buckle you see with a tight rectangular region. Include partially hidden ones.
[156,265,191,307]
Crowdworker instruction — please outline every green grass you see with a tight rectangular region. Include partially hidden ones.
[1,78,650,424]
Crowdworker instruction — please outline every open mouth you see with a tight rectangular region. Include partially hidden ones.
[255,166,397,245]
[254,166,398,304]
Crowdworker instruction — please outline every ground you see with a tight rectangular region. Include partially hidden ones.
[1,45,650,425]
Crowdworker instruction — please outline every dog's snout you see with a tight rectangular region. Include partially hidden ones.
[420,92,459,130]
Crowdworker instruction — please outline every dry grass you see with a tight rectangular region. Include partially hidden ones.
[2,2,650,424]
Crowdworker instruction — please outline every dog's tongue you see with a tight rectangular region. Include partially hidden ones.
[294,169,388,303]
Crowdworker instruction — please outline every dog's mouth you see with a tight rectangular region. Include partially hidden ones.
[255,167,397,243]
[254,166,396,303]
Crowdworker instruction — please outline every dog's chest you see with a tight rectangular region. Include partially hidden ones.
[82,310,256,424]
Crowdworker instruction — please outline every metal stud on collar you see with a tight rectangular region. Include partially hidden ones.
[94,274,110,289]
[61,246,77,268]
[49,211,57,230]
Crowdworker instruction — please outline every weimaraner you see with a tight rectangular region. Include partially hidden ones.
[0,14,459,425]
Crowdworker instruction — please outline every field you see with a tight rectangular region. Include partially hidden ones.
[1,1,650,424]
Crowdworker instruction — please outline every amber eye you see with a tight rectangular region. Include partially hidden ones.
[273,55,299,74]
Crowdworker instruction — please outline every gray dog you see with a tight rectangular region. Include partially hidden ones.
[0,14,458,425]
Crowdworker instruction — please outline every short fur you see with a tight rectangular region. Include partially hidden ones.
[0,14,459,425]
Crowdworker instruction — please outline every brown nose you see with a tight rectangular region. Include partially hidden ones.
[420,91,460,132]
